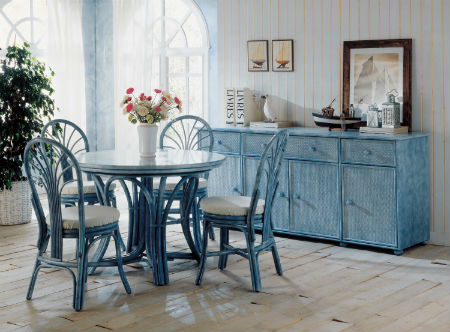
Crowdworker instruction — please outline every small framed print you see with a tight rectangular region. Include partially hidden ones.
[247,40,269,72]
[272,39,294,72]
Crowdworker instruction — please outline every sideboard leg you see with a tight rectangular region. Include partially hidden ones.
[393,249,404,256]
[339,242,347,247]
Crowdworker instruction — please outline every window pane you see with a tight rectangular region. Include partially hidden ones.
[183,14,202,48]
[169,56,186,74]
[189,76,202,116]
[169,75,186,111]
[165,18,179,44]
[169,30,186,48]
[165,0,189,24]
[189,56,202,74]
[151,56,160,88]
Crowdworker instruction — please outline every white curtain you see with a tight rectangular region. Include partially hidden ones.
[46,0,86,132]
[113,0,157,151]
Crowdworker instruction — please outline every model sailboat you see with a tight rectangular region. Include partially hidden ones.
[251,44,266,68]
[275,43,290,68]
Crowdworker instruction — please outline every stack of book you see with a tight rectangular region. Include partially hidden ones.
[359,126,409,135]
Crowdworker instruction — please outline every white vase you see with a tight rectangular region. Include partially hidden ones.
[137,123,158,158]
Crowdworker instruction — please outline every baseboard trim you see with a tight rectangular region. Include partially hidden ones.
[430,231,450,246]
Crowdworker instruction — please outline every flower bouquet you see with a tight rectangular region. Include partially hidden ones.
[120,88,182,157]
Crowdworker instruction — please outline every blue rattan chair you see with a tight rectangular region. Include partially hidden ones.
[155,115,215,254]
[195,130,289,292]
[41,119,117,207]
[24,137,131,311]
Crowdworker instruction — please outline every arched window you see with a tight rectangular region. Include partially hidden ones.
[150,0,209,119]
[0,0,47,57]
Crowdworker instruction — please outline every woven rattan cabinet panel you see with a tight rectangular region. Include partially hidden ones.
[342,165,396,246]
[289,161,340,239]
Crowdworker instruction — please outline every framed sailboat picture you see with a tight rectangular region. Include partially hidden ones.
[247,40,269,72]
[272,39,294,72]
[343,39,412,131]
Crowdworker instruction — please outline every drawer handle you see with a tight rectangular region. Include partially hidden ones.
[217,140,223,145]
[293,193,301,200]
[345,199,354,206]
[232,186,241,194]
[363,149,371,156]
[309,146,317,152]
[261,143,267,149]
[278,191,286,198]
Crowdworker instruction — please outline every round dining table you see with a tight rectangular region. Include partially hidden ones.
[77,149,226,286]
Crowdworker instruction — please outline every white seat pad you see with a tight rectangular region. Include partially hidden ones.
[153,177,208,190]
[46,205,120,230]
[200,196,265,216]
[61,181,116,195]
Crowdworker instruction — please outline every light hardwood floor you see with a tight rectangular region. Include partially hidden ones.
[0,193,449,332]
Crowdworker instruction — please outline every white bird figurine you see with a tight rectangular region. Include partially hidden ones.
[262,95,276,122]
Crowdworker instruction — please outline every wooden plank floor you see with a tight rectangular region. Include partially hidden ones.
[0,193,449,332]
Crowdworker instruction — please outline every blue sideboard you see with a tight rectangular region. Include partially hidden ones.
[200,127,430,255]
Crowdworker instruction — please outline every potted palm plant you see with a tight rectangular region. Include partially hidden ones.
[0,42,56,225]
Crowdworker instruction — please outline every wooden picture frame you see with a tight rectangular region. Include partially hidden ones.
[272,39,294,72]
[247,40,269,72]
[343,39,412,131]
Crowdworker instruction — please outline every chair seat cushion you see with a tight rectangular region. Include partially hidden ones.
[153,177,208,190]
[200,196,265,216]
[46,205,120,230]
[61,181,116,195]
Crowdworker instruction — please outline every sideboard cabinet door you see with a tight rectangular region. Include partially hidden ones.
[243,157,289,230]
[289,161,340,239]
[207,155,242,197]
[342,165,397,246]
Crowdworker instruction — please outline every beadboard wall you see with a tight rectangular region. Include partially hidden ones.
[216,0,449,245]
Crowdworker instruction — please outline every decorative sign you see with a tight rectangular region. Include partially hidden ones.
[225,89,236,125]
[235,89,245,126]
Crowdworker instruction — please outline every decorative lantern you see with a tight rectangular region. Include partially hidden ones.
[367,104,382,128]
[382,90,401,128]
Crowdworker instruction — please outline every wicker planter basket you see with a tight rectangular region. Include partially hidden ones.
[0,181,32,225]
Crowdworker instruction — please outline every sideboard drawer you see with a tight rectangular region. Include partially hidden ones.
[285,136,339,162]
[243,134,272,155]
[211,131,240,154]
[341,139,396,166]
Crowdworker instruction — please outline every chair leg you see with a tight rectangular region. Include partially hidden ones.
[116,226,127,251]
[208,226,215,241]
[245,232,262,292]
[218,227,229,270]
[75,239,88,311]
[192,200,202,252]
[26,259,41,300]
[113,229,132,294]
[271,242,283,276]
[195,222,210,286]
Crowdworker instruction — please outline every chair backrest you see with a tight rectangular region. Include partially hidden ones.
[24,137,85,260]
[41,119,90,182]
[247,130,289,241]
[159,115,214,151]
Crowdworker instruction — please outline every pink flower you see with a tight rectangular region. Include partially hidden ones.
[139,95,145,101]
[161,96,167,102]
[155,106,161,112]
[154,89,162,94]
[127,97,132,102]
[174,97,181,105]
[147,96,152,101]
[126,103,134,112]
[126,87,134,94]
